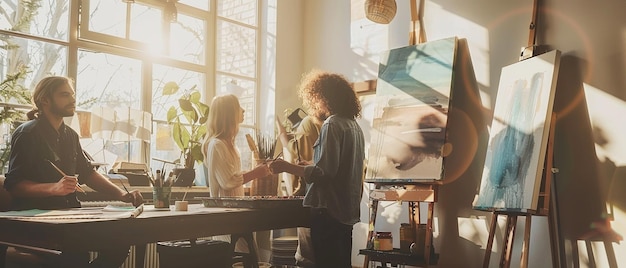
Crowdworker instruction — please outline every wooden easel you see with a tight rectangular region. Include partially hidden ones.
[482,113,560,268]
[362,182,441,268]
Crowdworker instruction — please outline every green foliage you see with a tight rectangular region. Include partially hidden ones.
[162,82,209,169]
[0,66,31,171]
[11,0,42,32]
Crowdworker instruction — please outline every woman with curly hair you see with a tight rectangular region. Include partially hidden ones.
[270,69,365,267]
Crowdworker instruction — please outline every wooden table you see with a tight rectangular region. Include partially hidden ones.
[0,204,310,264]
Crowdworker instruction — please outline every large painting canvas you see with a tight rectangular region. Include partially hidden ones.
[365,37,457,182]
[473,50,561,211]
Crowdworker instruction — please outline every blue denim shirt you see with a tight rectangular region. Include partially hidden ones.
[303,115,365,225]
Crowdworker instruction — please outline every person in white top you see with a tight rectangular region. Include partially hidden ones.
[202,94,271,196]
[201,94,272,254]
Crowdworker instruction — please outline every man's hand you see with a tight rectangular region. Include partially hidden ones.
[51,175,80,196]
[268,159,288,174]
[120,190,144,207]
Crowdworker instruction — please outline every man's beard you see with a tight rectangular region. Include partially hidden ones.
[50,101,75,117]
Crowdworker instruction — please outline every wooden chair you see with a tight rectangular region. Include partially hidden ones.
[0,177,55,268]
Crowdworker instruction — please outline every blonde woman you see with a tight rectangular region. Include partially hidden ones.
[202,94,271,256]
[202,94,271,197]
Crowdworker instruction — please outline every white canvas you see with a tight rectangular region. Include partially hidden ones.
[474,50,561,211]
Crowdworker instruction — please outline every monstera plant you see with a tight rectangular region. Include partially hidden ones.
[162,81,209,170]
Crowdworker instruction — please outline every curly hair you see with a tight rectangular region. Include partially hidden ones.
[298,69,361,119]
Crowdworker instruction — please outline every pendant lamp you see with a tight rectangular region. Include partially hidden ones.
[364,0,397,24]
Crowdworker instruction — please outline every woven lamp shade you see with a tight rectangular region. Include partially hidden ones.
[365,0,397,24]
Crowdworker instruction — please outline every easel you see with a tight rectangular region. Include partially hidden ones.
[482,1,562,266]
[361,1,433,266]
[361,182,441,268]
[482,113,560,268]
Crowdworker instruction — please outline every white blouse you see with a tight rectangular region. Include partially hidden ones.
[203,138,245,197]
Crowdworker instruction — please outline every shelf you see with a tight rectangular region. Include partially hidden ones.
[359,248,439,267]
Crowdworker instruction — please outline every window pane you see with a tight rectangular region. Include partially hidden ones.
[170,14,205,64]
[216,74,255,125]
[151,65,205,185]
[76,50,142,110]
[152,65,204,121]
[217,0,257,26]
[216,21,256,77]
[0,0,69,41]
[129,4,163,48]
[179,0,210,11]
[0,36,67,88]
[87,0,127,39]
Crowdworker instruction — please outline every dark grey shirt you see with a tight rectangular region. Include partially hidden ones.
[303,115,365,225]
[4,117,93,210]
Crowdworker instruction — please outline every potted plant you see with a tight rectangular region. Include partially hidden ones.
[161,81,209,183]
[0,67,31,174]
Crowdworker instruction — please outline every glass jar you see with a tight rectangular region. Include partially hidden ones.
[399,223,415,253]
[375,232,393,251]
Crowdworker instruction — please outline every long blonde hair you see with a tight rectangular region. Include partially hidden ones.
[27,76,74,120]
[205,94,241,145]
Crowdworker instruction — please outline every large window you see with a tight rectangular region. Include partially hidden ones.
[0,0,263,185]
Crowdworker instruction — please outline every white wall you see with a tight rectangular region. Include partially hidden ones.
[275,0,626,267]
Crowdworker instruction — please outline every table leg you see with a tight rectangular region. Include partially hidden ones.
[134,244,146,268]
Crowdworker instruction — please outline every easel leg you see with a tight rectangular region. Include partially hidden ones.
[520,215,531,268]
[424,202,434,268]
[500,215,517,268]
[483,213,498,268]
[363,198,379,268]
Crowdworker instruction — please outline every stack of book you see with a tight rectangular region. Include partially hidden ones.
[270,235,298,266]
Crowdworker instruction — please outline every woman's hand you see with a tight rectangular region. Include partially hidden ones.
[120,190,144,207]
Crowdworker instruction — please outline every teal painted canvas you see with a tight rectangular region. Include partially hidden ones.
[365,37,457,182]
[473,50,561,211]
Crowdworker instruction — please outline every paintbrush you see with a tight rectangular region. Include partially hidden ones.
[46,159,85,193]
[245,134,260,160]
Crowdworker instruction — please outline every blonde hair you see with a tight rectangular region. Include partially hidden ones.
[205,94,241,143]
[27,76,74,120]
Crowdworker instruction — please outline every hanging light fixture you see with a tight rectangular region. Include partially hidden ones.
[122,0,135,3]
[364,0,397,24]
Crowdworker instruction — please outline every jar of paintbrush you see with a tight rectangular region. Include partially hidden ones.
[152,170,173,209]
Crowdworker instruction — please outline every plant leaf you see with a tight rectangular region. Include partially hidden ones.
[190,145,203,164]
[163,82,179,95]
[189,91,201,104]
[179,98,194,112]
[166,106,177,123]
[173,122,192,150]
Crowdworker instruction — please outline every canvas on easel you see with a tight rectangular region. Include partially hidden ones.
[365,37,457,183]
[473,50,561,211]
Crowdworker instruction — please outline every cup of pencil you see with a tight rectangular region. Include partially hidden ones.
[152,186,172,209]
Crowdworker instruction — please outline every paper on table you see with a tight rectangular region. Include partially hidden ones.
[102,204,136,212]
[0,204,143,219]
[0,209,102,218]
